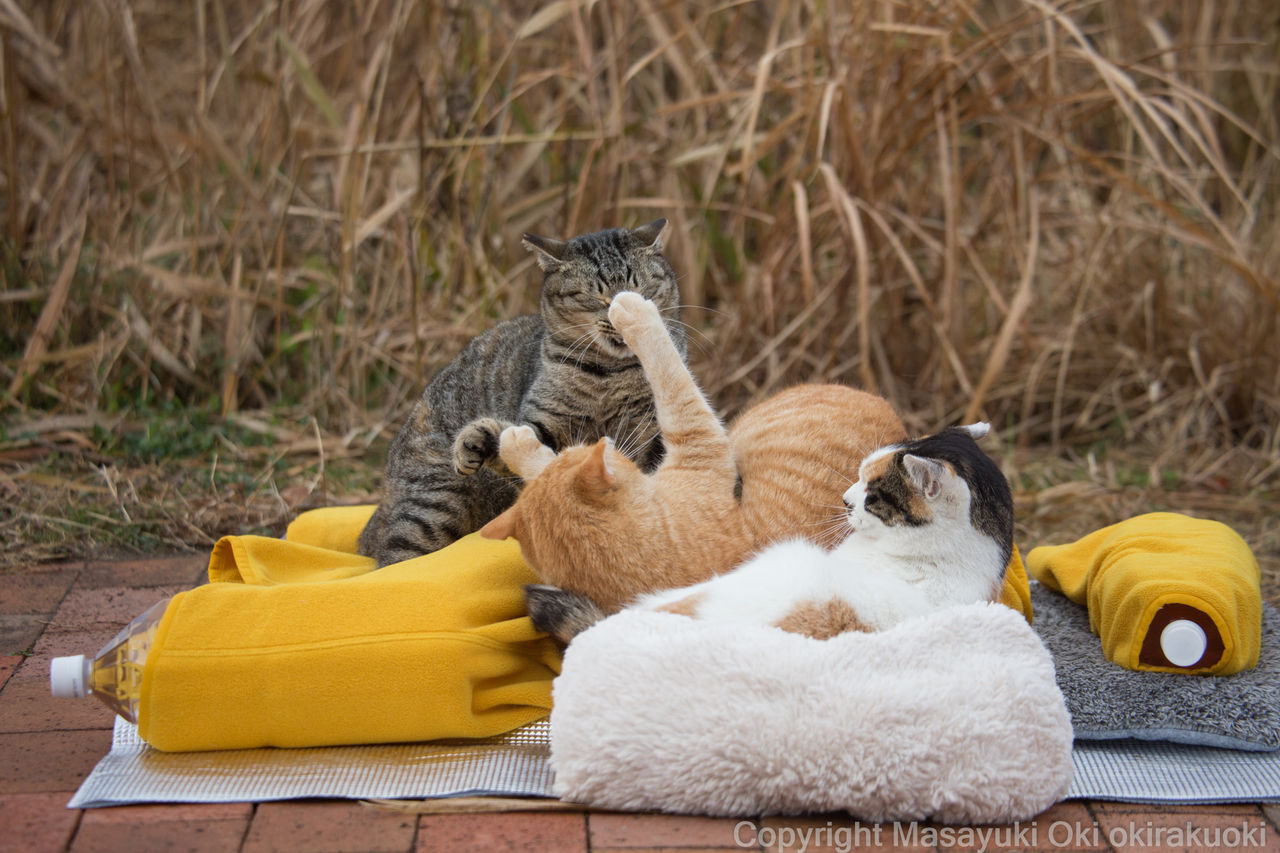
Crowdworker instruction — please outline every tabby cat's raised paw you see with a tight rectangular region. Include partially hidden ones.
[453,418,504,476]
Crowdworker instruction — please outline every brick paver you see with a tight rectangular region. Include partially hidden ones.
[0,564,80,653]
[0,792,82,853]
[0,730,113,794]
[416,812,588,852]
[0,553,1277,852]
[1092,802,1277,853]
[69,803,253,853]
[589,813,748,848]
[242,801,417,853]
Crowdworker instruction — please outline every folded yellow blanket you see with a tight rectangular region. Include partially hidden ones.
[139,504,1033,751]
[1000,545,1033,624]
[137,506,561,752]
[1026,512,1261,675]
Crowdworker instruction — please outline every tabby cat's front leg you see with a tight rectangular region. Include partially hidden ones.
[453,417,516,477]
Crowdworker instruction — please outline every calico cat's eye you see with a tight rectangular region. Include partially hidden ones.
[865,493,881,506]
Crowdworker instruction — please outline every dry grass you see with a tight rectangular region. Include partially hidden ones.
[0,1,1277,597]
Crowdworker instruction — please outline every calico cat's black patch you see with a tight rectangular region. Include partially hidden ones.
[862,427,1013,565]
[897,427,1013,563]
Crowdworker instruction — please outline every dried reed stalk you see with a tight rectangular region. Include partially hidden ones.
[0,0,1275,475]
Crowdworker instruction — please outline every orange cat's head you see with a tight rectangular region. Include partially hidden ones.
[481,438,651,609]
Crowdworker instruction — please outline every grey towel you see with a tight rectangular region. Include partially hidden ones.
[1031,583,1280,751]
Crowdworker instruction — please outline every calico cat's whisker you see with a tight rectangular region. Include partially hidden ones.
[815,459,858,489]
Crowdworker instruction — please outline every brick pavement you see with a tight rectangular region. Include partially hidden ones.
[0,555,1276,852]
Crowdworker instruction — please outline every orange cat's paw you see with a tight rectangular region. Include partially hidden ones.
[500,425,557,479]
[608,291,662,340]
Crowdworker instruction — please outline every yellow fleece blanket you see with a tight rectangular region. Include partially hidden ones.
[138,505,1034,751]
[137,506,561,752]
[1026,512,1261,675]
[1000,545,1033,624]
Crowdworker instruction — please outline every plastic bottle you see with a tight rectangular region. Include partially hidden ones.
[49,599,168,723]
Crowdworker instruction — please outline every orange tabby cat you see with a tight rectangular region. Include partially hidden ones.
[480,291,905,616]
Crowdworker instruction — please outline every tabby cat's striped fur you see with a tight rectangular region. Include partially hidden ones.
[359,220,685,567]
[480,292,906,637]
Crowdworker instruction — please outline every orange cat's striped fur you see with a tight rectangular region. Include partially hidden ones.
[480,291,905,627]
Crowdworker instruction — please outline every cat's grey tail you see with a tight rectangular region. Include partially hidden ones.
[524,584,607,644]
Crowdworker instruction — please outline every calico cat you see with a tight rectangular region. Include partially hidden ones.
[632,423,1015,640]
[359,220,686,567]
[479,291,906,633]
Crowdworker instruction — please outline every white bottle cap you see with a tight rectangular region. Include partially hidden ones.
[50,655,91,699]
[1160,619,1207,668]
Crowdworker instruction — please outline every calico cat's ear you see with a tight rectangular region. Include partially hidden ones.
[902,454,949,500]
[522,232,568,271]
[480,504,521,541]
[631,218,667,253]
[575,438,617,491]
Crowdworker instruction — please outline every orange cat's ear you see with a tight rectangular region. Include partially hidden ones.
[480,505,521,541]
[576,438,617,491]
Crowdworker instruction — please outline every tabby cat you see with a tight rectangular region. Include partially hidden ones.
[479,291,906,636]
[359,221,686,567]
[632,423,1015,640]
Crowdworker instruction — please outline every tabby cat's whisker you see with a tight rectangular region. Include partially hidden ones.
[363,221,681,566]
[614,408,657,461]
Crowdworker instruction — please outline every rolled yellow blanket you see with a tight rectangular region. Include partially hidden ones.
[136,506,561,752]
[999,545,1033,624]
[1026,512,1261,675]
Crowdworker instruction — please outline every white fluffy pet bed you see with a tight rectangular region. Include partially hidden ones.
[550,602,1074,823]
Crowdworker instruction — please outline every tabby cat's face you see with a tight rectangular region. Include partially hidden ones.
[524,220,680,360]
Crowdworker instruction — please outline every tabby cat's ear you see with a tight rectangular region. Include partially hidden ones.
[631,218,667,253]
[576,438,617,492]
[522,232,568,272]
[480,505,520,541]
[902,454,948,500]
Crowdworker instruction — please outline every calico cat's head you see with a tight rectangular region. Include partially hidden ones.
[523,219,684,361]
[480,436,650,609]
[842,422,1014,568]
